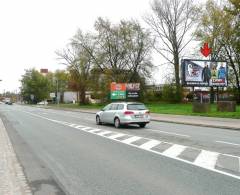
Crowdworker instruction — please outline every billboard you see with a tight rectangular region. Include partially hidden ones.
[181,59,228,87]
[126,83,140,98]
[110,82,140,100]
[110,83,126,100]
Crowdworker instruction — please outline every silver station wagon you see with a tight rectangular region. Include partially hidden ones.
[96,102,150,128]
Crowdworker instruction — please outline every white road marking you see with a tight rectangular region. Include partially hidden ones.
[75,125,85,129]
[194,150,219,169]
[215,140,240,147]
[81,127,93,131]
[147,128,190,138]
[88,129,102,133]
[97,131,112,136]
[68,124,77,127]
[122,136,141,144]
[17,109,240,180]
[108,133,126,139]
[139,140,161,150]
[162,144,186,158]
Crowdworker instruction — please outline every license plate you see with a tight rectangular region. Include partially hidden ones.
[135,115,143,118]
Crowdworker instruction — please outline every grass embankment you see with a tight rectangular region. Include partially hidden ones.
[146,103,240,119]
[49,103,240,119]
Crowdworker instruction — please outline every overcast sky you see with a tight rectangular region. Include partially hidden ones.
[0,0,202,93]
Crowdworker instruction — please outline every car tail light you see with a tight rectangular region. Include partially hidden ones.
[145,111,150,114]
[124,111,134,115]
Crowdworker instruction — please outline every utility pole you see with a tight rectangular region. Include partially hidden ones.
[56,78,59,105]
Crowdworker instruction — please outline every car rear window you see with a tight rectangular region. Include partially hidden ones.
[127,104,146,110]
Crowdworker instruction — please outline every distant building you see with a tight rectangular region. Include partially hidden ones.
[40,68,48,76]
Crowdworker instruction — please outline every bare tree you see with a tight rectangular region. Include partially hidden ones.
[144,0,198,101]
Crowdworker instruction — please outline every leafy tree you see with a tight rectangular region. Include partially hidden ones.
[46,70,69,103]
[71,18,153,81]
[92,18,154,82]
[59,18,154,103]
[195,0,240,103]
[20,69,51,103]
[56,35,93,104]
[144,0,199,102]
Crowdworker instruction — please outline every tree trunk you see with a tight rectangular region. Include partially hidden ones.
[79,86,86,104]
[174,53,181,102]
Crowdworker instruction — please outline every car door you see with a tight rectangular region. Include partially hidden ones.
[100,104,112,123]
[105,104,118,124]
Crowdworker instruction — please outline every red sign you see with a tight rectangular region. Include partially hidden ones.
[110,83,126,91]
[200,43,211,57]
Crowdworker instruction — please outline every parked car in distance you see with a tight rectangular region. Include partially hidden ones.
[96,102,150,128]
[37,101,48,105]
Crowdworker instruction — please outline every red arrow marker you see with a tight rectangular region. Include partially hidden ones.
[200,43,212,57]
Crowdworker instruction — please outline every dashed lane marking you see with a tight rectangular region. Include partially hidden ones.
[162,144,187,158]
[215,140,240,147]
[88,129,102,133]
[19,110,240,180]
[139,140,161,150]
[194,150,219,169]
[108,133,126,139]
[121,136,142,144]
[97,131,112,136]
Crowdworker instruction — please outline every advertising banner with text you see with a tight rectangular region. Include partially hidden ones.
[181,59,228,87]
[110,83,140,100]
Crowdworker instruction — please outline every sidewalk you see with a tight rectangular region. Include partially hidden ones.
[0,118,31,195]
[40,105,240,130]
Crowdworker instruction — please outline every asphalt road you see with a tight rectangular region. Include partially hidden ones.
[0,104,240,195]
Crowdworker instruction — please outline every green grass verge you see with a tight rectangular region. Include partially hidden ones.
[146,103,240,119]
[48,103,240,119]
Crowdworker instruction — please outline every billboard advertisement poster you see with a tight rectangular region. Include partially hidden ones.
[110,91,126,100]
[111,83,126,91]
[126,83,140,91]
[126,91,139,98]
[110,82,140,100]
[181,59,228,87]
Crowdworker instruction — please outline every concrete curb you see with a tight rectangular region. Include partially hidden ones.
[30,105,240,131]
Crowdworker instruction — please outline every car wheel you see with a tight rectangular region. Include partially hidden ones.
[114,117,121,128]
[96,115,102,125]
[139,123,146,128]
